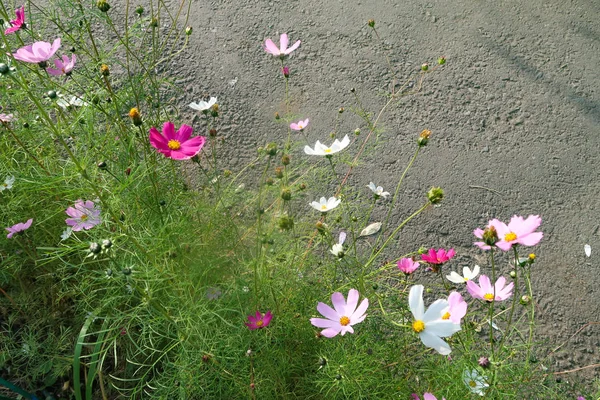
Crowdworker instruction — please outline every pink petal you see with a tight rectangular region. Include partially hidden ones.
[310,318,341,329]
[316,302,339,321]
[279,33,289,52]
[466,280,483,299]
[5,26,20,34]
[149,127,168,150]
[262,311,273,326]
[22,219,33,229]
[161,121,176,140]
[350,298,369,323]
[518,232,543,246]
[65,207,84,218]
[473,228,484,238]
[331,292,346,315]
[345,289,359,315]
[495,240,513,251]
[494,276,506,294]
[46,67,62,76]
[339,325,354,335]
[479,275,492,293]
[175,124,194,142]
[474,241,491,250]
[263,39,280,55]
[320,327,341,338]
[285,40,301,54]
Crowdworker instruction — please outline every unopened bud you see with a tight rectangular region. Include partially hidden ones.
[417,129,431,146]
[482,226,499,246]
[89,242,101,254]
[277,214,294,230]
[275,112,280,120]
[97,161,107,170]
[478,356,491,369]
[315,221,327,234]
[266,142,277,156]
[299,183,307,190]
[185,26,193,35]
[209,128,217,137]
[528,253,536,263]
[427,187,444,204]
[438,56,446,65]
[265,177,274,186]
[281,155,290,165]
[0,63,9,75]
[338,107,344,114]
[421,63,429,71]
[100,64,110,76]
[97,0,110,12]
[275,167,284,179]
[150,17,158,28]
[282,66,290,78]
[280,188,291,200]
[509,270,517,278]
[368,19,375,28]
[210,104,219,117]
[520,295,531,305]
[354,128,361,136]
[128,108,142,126]
[135,5,144,15]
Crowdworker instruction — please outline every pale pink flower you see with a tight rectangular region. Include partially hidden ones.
[149,121,206,160]
[398,257,419,274]
[6,218,32,238]
[65,200,101,231]
[467,275,513,302]
[13,38,61,64]
[310,289,368,338]
[421,248,455,265]
[5,6,25,35]
[0,114,14,123]
[263,33,301,57]
[245,311,273,330]
[418,394,446,400]
[290,118,309,131]
[441,292,467,324]
[493,215,543,251]
[47,54,76,76]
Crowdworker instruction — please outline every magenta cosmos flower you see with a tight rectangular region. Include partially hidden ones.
[6,218,33,238]
[245,311,273,330]
[421,248,455,265]
[467,275,513,302]
[13,38,61,64]
[290,119,309,131]
[47,54,76,76]
[441,292,467,324]
[398,257,420,274]
[474,215,543,251]
[149,122,206,160]
[310,289,368,338]
[263,33,301,57]
[5,6,25,34]
[65,200,102,231]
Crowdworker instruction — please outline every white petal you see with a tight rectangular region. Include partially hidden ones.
[471,265,480,278]
[419,330,452,355]
[408,285,424,319]
[584,244,591,257]
[423,299,450,322]
[359,222,381,237]
[338,231,346,245]
[446,271,465,283]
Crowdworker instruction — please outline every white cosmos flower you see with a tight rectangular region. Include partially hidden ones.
[446,265,480,284]
[310,196,341,212]
[330,231,346,257]
[409,285,461,355]
[189,97,217,112]
[304,135,350,156]
[57,94,88,109]
[367,182,390,198]
[463,369,489,396]
[1,175,15,192]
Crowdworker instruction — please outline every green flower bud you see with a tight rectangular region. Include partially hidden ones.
[427,187,444,204]
[97,0,110,12]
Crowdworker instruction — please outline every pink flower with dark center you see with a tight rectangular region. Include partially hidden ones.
[421,248,455,265]
[492,215,543,251]
[467,275,513,302]
[245,311,272,330]
[263,33,301,57]
[6,218,33,238]
[441,292,467,324]
[5,6,25,34]
[310,289,368,338]
[149,121,206,160]
[65,200,102,231]
[398,257,419,274]
[290,118,309,131]
[47,54,76,76]
[13,38,61,64]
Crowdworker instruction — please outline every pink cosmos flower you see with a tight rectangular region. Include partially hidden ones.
[467,275,514,302]
[245,311,273,330]
[6,218,33,238]
[290,118,309,131]
[47,54,76,76]
[441,292,467,324]
[310,289,368,338]
[493,215,543,251]
[0,114,14,123]
[5,6,25,34]
[149,122,206,160]
[421,248,455,265]
[415,394,446,400]
[263,33,301,57]
[65,200,102,231]
[13,38,61,64]
[398,257,419,274]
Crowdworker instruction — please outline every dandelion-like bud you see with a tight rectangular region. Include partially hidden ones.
[421,63,429,71]
[135,5,144,15]
[266,142,277,156]
[417,129,431,147]
[185,26,193,36]
[482,225,499,246]
[427,187,444,204]
[275,166,284,178]
[281,155,290,165]
[128,107,142,126]
[97,0,110,12]
[150,17,159,28]
[368,19,376,28]
[438,56,446,65]
[478,356,491,369]
[282,66,290,78]
[0,63,9,75]
[100,64,110,77]
[528,253,536,263]
[280,188,291,200]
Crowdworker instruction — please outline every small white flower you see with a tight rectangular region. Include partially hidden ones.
[189,97,217,112]
[0,175,15,192]
[56,94,88,109]
[584,244,591,257]
[463,369,489,396]
[330,231,346,257]
[359,222,382,237]
[367,182,390,198]
[446,265,480,284]
[304,135,350,156]
[310,196,341,212]
[242,286,250,293]
[409,285,461,355]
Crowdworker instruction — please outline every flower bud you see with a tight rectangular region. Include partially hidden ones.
[282,66,290,78]
[47,90,58,99]
[478,356,491,369]
[482,225,499,246]
[275,167,284,179]
[209,128,217,137]
[509,270,517,278]
[281,155,290,165]
[528,253,536,263]
[438,56,446,65]
[275,112,280,120]
[89,242,101,254]
[150,17,158,28]
[135,5,144,15]
[265,177,274,186]
[122,267,132,275]
[266,142,277,156]
[128,107,142,126]
[421,63,429,71]
[417,129,431,146]
[427,187,444,204]
[280,188,291,200]
[102,239,112,249]
[97,0,110,12]
[354,128,361,136]
[277,214,294,230]
[368,19,375,28]
[100,64,110,77]
[0,63,9,75]
[520,295,531,305]
[338,107,344,114]
[315,221,327,234]
[299,183,307,190]
[185,26,193,35]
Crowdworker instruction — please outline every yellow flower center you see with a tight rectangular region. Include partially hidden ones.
[339,316,350,326]
[441,312,451,320]
[469,380,477,388]
[298,124,304,129]
[324,148,332,153]
[80,215,88,221]
[2,183,7,188]
[321,205,328,211]
[504,232,517,242]
[412,320,425,333]
[464,277,469,281]
[484,293,495,301]
[256,320,264,327]
[168,140,181,150]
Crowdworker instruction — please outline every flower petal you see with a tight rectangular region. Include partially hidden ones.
[310,317,340,329]
[409,285,424,319]
[350,298,368,323]
[263,38,280,55]
[176,124,194,142]
[279,33,289,52]
[419,330,452,355]
[423,299,449,322]
[316,302,339,321]
[331,292,346,315]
